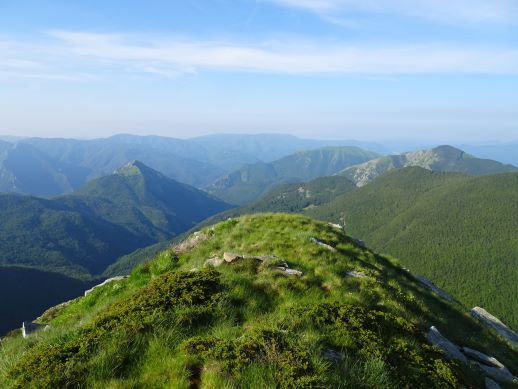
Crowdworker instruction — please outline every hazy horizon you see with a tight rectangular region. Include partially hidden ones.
[1,1,517,141]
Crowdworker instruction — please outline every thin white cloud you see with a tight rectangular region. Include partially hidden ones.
[1,31,518,81]
[266,0,518,25]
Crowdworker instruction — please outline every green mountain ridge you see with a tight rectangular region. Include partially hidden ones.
[0,161,231,278]
[207,146,379,205]
[1,214,516,388]
[339,145,517,186]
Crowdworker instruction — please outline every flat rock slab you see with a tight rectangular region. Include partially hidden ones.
[426,326,467,363]
[310,237,337,252]
[346,270,366,278]
[485,378,502,389]
[471,307,518,348]
[84,276,127,296]
[223,252,243,263]
[461,347,505,369]
[204,256,224,267]
[477,363,517,384]
[415,275,454,302]
[275,266,303,277]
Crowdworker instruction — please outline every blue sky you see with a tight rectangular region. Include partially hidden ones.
[1,0,517,141]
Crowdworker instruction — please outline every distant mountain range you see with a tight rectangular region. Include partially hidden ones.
[339,145,518,186]
[0,161,231,278]
[0,134,386,196]
[206,146,379,205]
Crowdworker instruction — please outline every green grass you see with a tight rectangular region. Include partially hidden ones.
[1,213,516,388]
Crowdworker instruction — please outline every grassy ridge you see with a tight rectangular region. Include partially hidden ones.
[1,214,516,387]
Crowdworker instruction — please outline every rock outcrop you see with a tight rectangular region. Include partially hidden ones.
[461,347,505,369]
[84,276,127,296]
[174,231,210,254]
[426,326,468,363]
[427,327,518,385]
[471,307,518,348]
[485,377,502,389]
[415,275,455,302]
[310,237,336,252]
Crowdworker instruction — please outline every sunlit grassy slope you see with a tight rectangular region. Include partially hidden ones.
[1,214,517,388]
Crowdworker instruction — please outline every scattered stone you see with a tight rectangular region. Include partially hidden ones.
[322,348,344,364]
[174,232,209,254]
[328,223,342,230]
[354,239,366,248]
[37,299,75,322]
[461,347,505,369]
[284,269,303,277]
[426,326,467,363]
[310,237,336,252]
[245,255,279,261]
[485,378,502,389]
[84,276,127,296]
[274,262,303,277]
[345,270,366,278]
[471,307,518,348]
[223,252,243,263]
[204,256,224,267]
[22,321,49,338]
[477,363,517,384]
[189,268,199,272]
[415,275,455,302]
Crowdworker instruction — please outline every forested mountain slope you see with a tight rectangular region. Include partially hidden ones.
[207,146,378,205]
[305,167,518,329]
[0,161,231,278]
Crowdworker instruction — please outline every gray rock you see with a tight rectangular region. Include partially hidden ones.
[204,256,224,267]
[223,252,243,263]
[328,223,342,230]
[284,269,303,277]
[345,270,366,278]
[22,321,49,338]
[244,255,279,261]
[84,276,127,296]
[354,239,366,248]
[471,307,518,348]
[485,378,502,389]
[426,326,468,363]
[461,347,505,369]
[310,237,337,252]
[274,263,302,277]
[322,348,344,364]
[477,363,517,384]
[415,275,454,302]
[174,232,209,254]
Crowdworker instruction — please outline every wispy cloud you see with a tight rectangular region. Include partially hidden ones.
[1,31,518,81]
[266,0,518,25]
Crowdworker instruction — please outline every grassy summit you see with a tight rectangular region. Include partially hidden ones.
[1,214,516,388]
